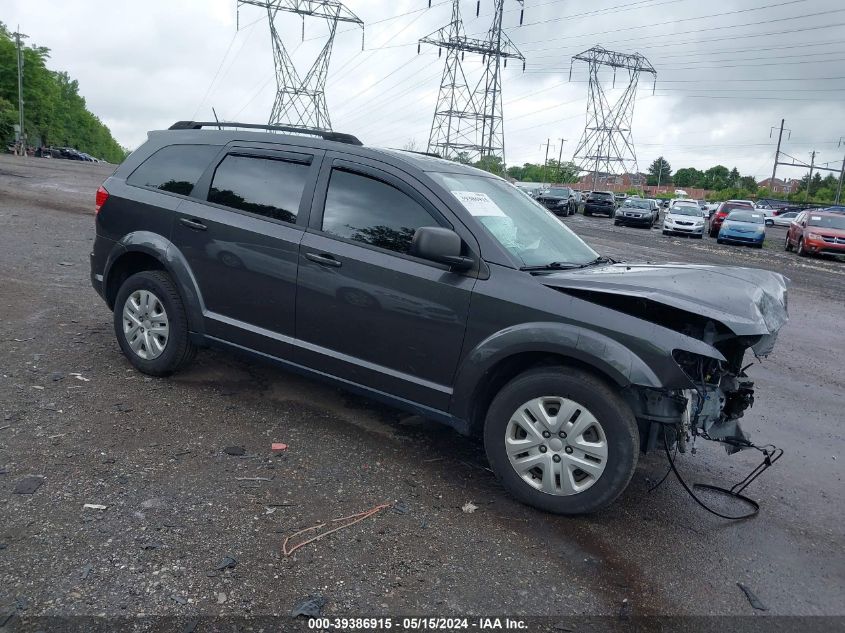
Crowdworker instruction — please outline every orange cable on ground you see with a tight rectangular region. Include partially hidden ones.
[282,501,393,556]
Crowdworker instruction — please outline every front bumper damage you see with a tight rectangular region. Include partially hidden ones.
[542,263,789,453]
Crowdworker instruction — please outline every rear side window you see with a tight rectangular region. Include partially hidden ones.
[127,144,220,195]
[321,169,439,255]
[207,155,310,224]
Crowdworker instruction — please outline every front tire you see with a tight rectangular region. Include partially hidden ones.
[484,367,639,515]
[797,237,808,257]
[784,234,792,251]
[113,271,196,376]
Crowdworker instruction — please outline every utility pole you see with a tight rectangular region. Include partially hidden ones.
[13,27,28,157]
[836,137,845,205]
[540,138,553,186]
[555,138,567,183]
[805,151,816,204]
[769,119,791,185]
[656,157,664,191]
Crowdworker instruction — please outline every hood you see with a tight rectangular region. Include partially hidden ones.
[541,263,789,338]
[809,226,845,238]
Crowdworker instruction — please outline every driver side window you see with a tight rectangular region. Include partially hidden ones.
[321,169,440,255]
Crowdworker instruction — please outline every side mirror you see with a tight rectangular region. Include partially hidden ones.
[411,226,473,270]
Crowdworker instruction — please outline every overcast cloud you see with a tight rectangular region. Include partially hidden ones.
[5,0,844,179]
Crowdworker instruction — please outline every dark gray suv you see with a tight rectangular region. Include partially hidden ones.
[90,121,789,514]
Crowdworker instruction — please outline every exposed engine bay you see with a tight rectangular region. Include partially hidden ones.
[542,262,790,454]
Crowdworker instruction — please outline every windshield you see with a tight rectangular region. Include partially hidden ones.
[623,199,651,209]
[547,187,571,196]
[431,172,598,267]
[808,214,845,230]
[727,211,763,223]
[669,206,703,217]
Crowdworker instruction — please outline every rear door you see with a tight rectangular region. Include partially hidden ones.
[294,155,478,411]
[172,145,322,355]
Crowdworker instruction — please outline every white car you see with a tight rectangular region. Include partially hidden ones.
[663,205,706,239]
[769,211,800,227]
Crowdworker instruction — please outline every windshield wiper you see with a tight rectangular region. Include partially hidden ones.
[577,255,616,268]
[520,256,617,273]
[519,261,581,271]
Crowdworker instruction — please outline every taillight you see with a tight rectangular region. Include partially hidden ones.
[95,185,109,214]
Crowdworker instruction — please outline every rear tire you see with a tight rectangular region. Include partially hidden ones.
[784,234,792,251]
[717,238,724,244]
[484,367,639,515]
[113,271,196,376]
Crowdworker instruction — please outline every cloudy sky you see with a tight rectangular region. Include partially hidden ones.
[5,0,844,179]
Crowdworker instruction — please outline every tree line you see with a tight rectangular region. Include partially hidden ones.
[0,22,127,162]
[647,156,841,205]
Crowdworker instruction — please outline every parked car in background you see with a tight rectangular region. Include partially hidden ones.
[614,198,659,228]
[717,210,766,248]
[770,211,800,227]
[784,210,845,257]
[663,205,705,238]
[709,200,754,237]
[583,191,616,216]
[667,198,698,214]
[536,186,577,216]
[822,206,845,214]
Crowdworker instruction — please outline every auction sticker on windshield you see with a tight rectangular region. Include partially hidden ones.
[452,191,506,217]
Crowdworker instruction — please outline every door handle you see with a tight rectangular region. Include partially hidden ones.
[179,218,207,231]
[305,252,342,268]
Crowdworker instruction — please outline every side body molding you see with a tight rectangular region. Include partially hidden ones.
[449,322,663,423]
[104,231,206,335]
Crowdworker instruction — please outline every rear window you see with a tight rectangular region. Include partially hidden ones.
[127,144,220,195]
[720,203,752,214]
[590,192,613,200]
[207,154,309,224]
[727,211,763,223]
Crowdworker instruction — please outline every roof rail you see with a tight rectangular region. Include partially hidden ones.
[168,121,363,146]
[389,148,443,159]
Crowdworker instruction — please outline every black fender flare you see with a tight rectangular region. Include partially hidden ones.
[104,231,205,335]
[449,322,663,423]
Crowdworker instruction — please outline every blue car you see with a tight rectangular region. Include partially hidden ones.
[717,210,766,248]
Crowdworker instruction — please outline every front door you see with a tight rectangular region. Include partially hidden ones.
[172,146,322,353]
[294,158,477,411]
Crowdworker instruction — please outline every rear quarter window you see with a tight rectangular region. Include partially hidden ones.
[127,144,221,195]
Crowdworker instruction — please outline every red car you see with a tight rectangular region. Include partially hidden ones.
[708,201,754,238]
[785,210,845,257]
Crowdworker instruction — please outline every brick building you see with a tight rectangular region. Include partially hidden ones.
[757,177,800,194]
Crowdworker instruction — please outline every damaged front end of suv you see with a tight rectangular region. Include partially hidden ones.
[544,264,789,454]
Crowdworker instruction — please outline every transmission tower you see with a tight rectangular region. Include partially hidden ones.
[419,0,524,166]
[569,46,656,188]
[237,1,364,131]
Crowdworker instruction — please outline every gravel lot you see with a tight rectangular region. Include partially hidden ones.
[0,154,843,625]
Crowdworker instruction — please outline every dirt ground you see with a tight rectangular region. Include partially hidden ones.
[0,154,843,627]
